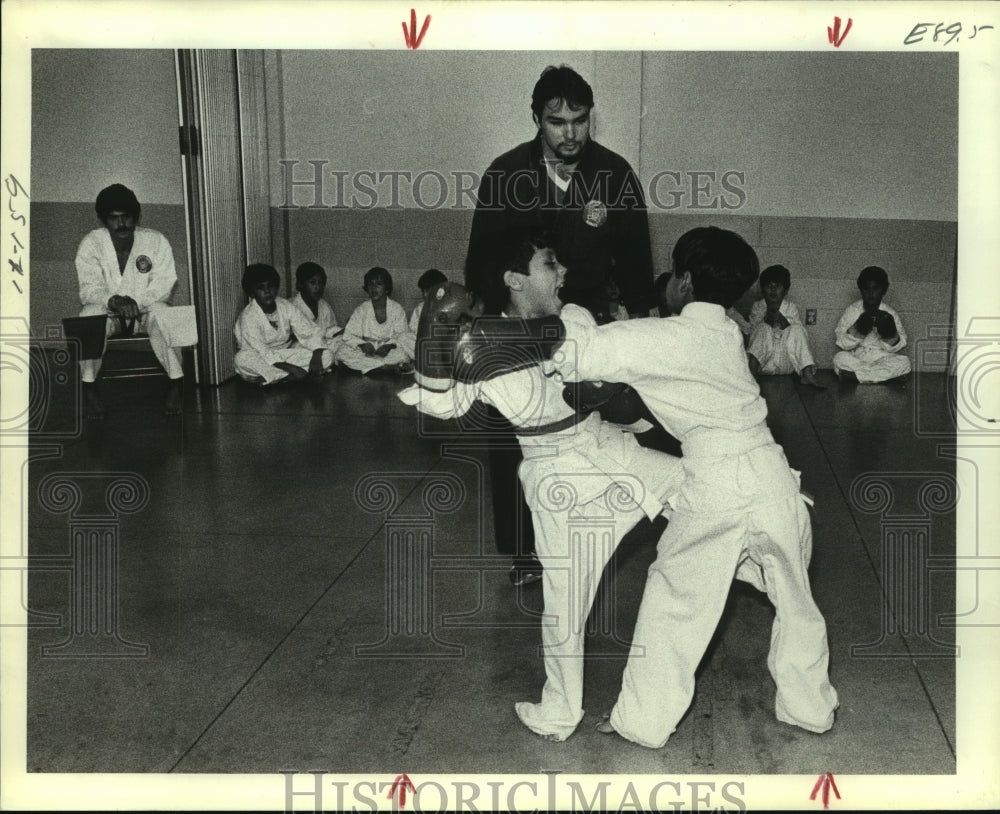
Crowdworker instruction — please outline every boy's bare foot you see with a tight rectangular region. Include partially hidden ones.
[595,714,616,735]
[273,362,308,381]
[799,366,827,389]
[164,379,184,415]
[82,383,105,420]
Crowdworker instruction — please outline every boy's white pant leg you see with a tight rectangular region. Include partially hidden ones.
[610,499,837,747]
[755,496,839,733]
[516,492,646,741]
[609,512,743,748]
[784,324,815,375]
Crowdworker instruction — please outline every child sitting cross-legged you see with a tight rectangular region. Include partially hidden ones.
[337,266,414,374]
[746,264,824,388]
[234,263,333,385]
[290,261,344,364]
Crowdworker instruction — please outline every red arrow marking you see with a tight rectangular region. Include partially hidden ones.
[402,9,432,49]
[388,773,417,808]
[827,16,853,47]
[809,773,842,809]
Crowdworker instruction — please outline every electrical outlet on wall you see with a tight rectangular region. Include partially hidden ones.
[805,309,817,325]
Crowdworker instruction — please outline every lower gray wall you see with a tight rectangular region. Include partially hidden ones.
[32,201,956,375]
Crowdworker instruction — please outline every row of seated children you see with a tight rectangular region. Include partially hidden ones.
[234,263,449,385]
[645,263,909,386]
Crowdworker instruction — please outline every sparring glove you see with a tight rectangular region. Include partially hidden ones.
[854,310,877,335]
[875,310,898,340]
[453,314,565,383]
[562,381,657,429]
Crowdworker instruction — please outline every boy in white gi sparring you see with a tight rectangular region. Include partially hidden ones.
[833,265,911,383]
[746,264,824,388]
[399,234,685,742]
[398,268,448,360]
[550,226,838,748]
[291,261,344,363]
[337,267,414,374]
[74,183,197,417]
[234,263,332,385]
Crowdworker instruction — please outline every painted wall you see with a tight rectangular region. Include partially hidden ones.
[275,51,956,371]
[29,49,957,372]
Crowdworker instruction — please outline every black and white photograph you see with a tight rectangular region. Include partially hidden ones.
[2,1,998,810]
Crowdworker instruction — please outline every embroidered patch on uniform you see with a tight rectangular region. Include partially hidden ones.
[582,199,607,228]
[135,255,152,273]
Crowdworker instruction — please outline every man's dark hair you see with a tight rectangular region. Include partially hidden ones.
[531,65,594,119]
[364,266,394,295]
[671,227,760,308]
[857,265,889,292]
[760,264,791,290]
[417,268,447,292]
[295,261,327,286]
[95,183,141,222]
[242,263,280,296]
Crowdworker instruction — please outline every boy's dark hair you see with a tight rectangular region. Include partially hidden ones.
[466,229,553,314]
[295,261,327,287]
[364,266,393,295]
[417,268,447,292]
[531,65,594,119]
[760,264,791,290]
[242,263,280,296]
[857,265,889,292]
[654,271,671,298]
[95,183,141,222]
[671,227,760,308]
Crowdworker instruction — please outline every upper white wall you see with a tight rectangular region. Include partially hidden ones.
[31,49,183,205]
[639,52,957,221]
[275,50,956,221]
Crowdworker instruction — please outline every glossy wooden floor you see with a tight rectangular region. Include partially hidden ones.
[26,364,957,776]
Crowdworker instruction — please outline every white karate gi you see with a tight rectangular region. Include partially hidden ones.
[725,306,752,338]
[399,304,685,741]
[290,293,344,360]
[747,298,816,375]
[396,301,423,360]
[555,302,838,747]
[833,300,911,382]
[337,299,412,373]
[234,297,333,384]
[75,226,197,381]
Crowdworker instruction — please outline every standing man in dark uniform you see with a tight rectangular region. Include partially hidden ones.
[464,65,656,586]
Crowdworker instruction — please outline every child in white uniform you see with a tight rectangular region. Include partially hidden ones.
[398,268,447,360]
[833,266,911,383]
[553,226,838,748]
[234,264,332,385]
[291,262,344,363]
[747,264,823,387]
[399,235,685,742]
[337,267,413,374]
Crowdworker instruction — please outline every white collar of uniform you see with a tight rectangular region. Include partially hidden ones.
[680,301,727,321]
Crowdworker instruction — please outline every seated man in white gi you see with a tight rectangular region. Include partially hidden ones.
[74,183,197,418]
[833,265,911,383]
[399,232,685,742]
